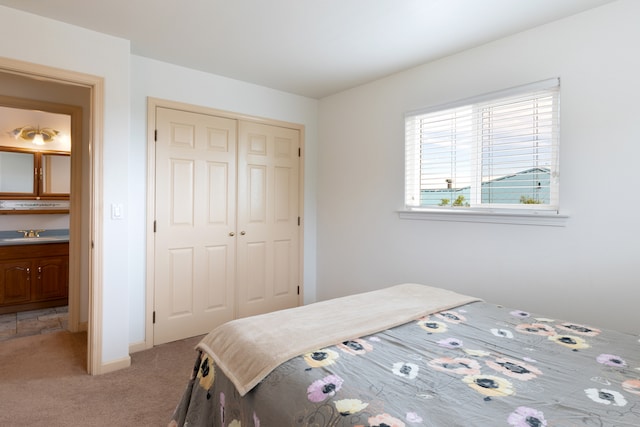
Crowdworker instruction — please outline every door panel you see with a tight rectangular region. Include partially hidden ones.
[170,159,195,225]
[168,247,194,315]
[154,107,237,345]
[237,121,300,318]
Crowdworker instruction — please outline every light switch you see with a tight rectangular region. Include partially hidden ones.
[111,203,124,220]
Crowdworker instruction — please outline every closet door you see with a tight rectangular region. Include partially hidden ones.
[236,121,301,318]
[154,107,237,345]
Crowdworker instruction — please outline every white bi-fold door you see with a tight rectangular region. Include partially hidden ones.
[236,120,301,319]
[153,106,301,345]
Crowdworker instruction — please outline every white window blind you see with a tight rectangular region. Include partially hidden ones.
[405,78,560,213]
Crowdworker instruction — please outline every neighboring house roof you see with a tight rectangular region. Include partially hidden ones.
[421,167,550,206]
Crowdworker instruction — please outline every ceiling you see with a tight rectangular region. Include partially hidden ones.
[0,0,616,99]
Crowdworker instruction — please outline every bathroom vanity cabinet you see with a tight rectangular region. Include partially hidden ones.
[0,242,68,314]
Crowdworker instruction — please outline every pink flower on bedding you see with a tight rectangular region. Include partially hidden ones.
[338,338,373,355]
[556,322,600,337]
[622,379,640,396]
[219,392,225,425]
[596,354,627,367]
[510,310,531,318]
[486,357,542,381]
[507,406,547,427]
[307,374,344,402]
[437,337,463,349]
[368,413,405,427]
[405,412,423,423]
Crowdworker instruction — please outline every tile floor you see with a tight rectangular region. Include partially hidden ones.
[0,306,68,342]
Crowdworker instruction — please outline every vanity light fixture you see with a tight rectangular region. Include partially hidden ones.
[12,125,59,145]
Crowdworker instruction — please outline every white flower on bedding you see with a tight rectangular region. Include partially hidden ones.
[490,328,513,338]
[584,388,627,406]
[392,362,419,379]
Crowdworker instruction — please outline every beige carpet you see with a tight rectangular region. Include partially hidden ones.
[0,331,203,426]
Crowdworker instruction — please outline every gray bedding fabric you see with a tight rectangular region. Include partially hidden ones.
[170,301,640,426]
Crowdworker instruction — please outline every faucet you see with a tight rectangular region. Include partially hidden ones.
[17,229,45,238]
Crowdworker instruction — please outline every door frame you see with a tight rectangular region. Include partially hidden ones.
[144,97,305,349]
[0,57,104,374]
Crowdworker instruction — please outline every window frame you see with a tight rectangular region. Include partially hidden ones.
[401,78,567,226]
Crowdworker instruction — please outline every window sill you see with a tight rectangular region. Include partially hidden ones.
[398,209,568,227]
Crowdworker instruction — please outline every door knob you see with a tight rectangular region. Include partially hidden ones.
[240,231,246,235]
[229,232,235,237]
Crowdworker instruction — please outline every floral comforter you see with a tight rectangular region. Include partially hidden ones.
[170,301,640,426]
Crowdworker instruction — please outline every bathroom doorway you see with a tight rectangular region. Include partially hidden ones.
[0,99,80,332]
[0,59,102,374]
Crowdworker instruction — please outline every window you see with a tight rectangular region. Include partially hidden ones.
[405,79,560,218]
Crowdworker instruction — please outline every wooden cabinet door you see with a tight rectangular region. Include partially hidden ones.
[33,256,69,301]
[0,261,32,305]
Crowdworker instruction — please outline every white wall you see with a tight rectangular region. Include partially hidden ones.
[317,0,640,334]
[0,6,132,364]
[0,5,319,365]
[129,56,319,344]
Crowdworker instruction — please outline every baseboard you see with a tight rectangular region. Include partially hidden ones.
[78,321,88,332]
[129,339,151,354]
[97,355,131,375]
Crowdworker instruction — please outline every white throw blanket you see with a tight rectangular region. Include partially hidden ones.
[197,283,481,396]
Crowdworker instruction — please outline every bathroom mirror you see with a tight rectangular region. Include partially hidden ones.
[0,147,70,198]
[42,153,71,195]
[0,149,35,193]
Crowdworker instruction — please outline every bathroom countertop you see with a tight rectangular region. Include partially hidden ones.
[0,229,69,246]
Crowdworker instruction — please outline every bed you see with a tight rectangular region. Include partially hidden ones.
[169,284,640,426]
